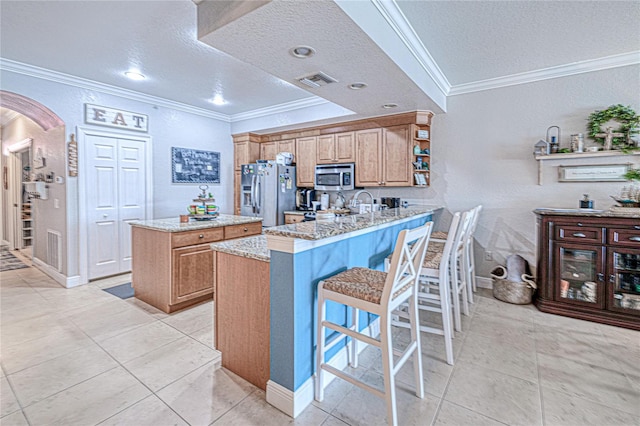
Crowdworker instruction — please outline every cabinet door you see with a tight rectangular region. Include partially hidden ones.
[355,129,382,187]
[335,131,355,163]
[316,134,336,164]
[296,136,317,187]
[554,242,605,309]
[260,142,278,161]
[234,170,241,215]
[383,125,412,186]
[607,247,640,316]
[234,141,260,170]
[278,139,296,159]
[172,244,214,304]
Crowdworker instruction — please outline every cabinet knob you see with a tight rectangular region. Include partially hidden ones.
[609,274,615,283]
[243,227,248,232]
[199,234,204,239]
[577,222,583,227]
[572,232,586,238]
[629,236,640,242]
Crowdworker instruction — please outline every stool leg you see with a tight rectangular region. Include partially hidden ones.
[450,262,462,332]
[440,274,455,365]
[380,312,397,426]
[350,306,359,368]
[315,290,326,402]
[408,292,424,398]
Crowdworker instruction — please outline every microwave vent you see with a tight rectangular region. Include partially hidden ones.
[297,71,338,88]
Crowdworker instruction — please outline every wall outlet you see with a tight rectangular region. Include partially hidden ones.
[484,251,493,261]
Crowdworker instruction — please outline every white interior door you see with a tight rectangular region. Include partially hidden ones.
[86,134,146,279]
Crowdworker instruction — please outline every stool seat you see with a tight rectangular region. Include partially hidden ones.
[426,241,445,253]
[431,231,448,240]
[423,250,443,269]
[323,267,413,305]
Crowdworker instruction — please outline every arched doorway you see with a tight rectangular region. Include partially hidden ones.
[1,91,68,281]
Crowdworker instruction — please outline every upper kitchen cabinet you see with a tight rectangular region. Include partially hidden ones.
[260,139,296,161]
[296,136,317,187]
[234,133,261,170]
[317,132,355,164]
[355,126,412,187]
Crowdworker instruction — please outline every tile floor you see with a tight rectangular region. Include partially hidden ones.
[1,263,638,425]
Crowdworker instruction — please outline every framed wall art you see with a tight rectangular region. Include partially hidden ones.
[171,147,220,184]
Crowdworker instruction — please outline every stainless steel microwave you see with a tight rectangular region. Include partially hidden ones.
[314,163,355,191]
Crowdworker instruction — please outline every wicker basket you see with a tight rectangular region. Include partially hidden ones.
[492,278,534,305]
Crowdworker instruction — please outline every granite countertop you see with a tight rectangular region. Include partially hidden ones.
[264,205,441,241]
[210,235,269,262]
[534,207,640,219]
[129,214,263,232]
[283,210,307,216]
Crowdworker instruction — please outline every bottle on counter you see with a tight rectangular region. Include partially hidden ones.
[320,192,329,211]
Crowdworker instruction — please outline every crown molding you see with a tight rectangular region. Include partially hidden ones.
[449,51,640,96]
[0,58,231,122]
[371,0,451,95]
[230,96,330,121]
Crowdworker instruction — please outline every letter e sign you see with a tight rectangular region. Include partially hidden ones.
[85,104,148,132]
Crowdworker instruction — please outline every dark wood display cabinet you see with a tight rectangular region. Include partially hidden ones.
[534,210,640,330]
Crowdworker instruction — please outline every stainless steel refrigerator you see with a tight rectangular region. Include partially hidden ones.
[240,162,296,227]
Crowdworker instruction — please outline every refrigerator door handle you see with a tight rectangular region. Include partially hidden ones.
[251,174,257,213]
[256,175,261,214]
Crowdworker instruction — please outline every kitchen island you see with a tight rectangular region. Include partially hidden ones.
[130,215,262,313]
[211,205,441,417]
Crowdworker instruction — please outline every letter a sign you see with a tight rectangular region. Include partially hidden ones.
[85,104,149,132]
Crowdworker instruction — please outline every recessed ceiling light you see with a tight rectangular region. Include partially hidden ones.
[349,83,367,90]
[211,94,226,105]
[382,103,398,109]
[124,71,145,81]
[290,46,315,58]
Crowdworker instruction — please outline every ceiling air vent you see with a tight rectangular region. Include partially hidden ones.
[297,71,338,88]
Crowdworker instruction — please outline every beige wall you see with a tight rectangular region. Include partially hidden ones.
[1,115,67,274]
[368,64,640,278]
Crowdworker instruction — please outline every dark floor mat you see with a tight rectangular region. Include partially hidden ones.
[103,282,135,299]
[0,246,29,272]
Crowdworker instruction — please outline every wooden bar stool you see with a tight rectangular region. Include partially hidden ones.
[315,222,433,426]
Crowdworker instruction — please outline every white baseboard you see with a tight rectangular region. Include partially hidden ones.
[476,276,493,289]
[266,318,380,418]
[32,258,83,288]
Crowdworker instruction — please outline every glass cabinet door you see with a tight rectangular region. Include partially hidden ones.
[609,249,640,316]
[555,244,604,308]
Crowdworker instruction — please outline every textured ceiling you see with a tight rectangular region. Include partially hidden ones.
[0,0,638,120]
[396,0,640,85]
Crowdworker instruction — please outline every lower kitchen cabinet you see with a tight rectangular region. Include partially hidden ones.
[535,211,640,330]
[131,220,262,313]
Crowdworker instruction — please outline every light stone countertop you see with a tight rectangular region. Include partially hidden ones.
[533,207,640,219]
[210,235,269,262]
[264,205,441,241]
[129,214,263,232]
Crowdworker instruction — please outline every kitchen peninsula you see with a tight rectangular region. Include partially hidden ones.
[211,205,441,417]
[130,214,262,313]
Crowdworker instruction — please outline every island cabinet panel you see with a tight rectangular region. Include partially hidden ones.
[215,252,270,390]
[355,128,382,186]
[131,219,262,314]
[296,136,317,187]
[172,244,214,304]
[382,125,412,186]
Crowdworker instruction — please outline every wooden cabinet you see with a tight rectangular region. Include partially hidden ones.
[317,132,355,164]
[535,213,640,330]
[260,142,278,161]
[296,136,317,187]
[215,252,270,390]
[233,134,260,214]
[132,221,262,313]
[284,213,305,224]
[355,126,412,187]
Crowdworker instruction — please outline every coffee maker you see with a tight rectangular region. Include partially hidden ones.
[296,189,316,211]
[381,197,401,209]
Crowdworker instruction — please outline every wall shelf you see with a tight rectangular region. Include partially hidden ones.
[534,151,640,185]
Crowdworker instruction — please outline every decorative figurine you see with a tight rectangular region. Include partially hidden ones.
[595,126,624,151]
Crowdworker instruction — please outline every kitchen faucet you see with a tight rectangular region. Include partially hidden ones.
[351,190,375,217]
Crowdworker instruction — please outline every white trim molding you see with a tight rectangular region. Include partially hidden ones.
[230,96,330,122]
[266,318,380,418]
[449,51,640,96]
[32,257,82,288]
